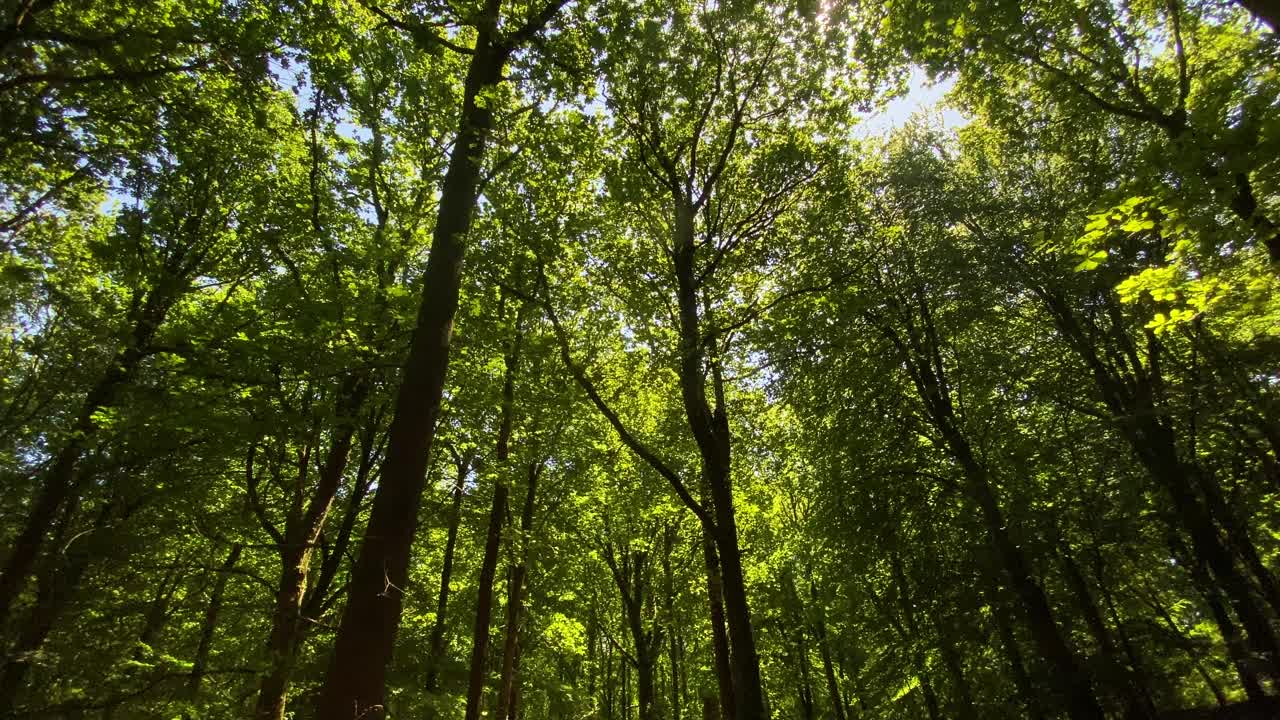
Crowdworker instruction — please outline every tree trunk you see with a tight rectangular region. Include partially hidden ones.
[808,580,846,720]
[873,283,1104,720]
[257,379,367,720]
[0,287,171,629]
[1171,534,1268,702]
[466,291,524,720]
[313,0,547,711]
[670,196,765,720]
[495,463,539,720]
[0,497,111,714]
[426,454,470,692]
[935,618,976,720]
[1237,0,1280,31]
[663,525,682,720]
[700,518,735,720]
[986,583,1045,720]
[465,479,508,720]
[887,551,941,720]
[963,464,1101,720]
[187,544,242,699]
[1038,287,1280,683]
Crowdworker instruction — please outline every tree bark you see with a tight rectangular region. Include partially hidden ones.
[187,544,242,699]
[1038,287,1280,681]
[887,551,941,720]
[808,579,846,720]
[1237,0,1280,31]
[986,583,1045,720]
[700,517,735,720]
[1170,534,1268,702]
[670,197,765,720]
[605,543,659,720]
[0,497,111,714]
[312,0,566,713]
[870,281,1104,720]
[663,524,682,720]
[495,463,539,720]
[256,378,368,720]
[935,617,976,720]
[466,296,524,720]
[0,286,171,629]
[426,454,470,692]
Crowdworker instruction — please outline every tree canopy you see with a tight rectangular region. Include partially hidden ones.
[1,0,1279,719]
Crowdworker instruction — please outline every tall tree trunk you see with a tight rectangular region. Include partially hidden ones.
[986,583,1045,720]
[312,0,571,712]
[808,579,846,720]
[187,544,242,699]
[465,480,508,720]
[962,462,1101,720]
[605,543,658,720]
[670,197,765,720]
[1171,534,1268,701]
[1151,446,1280,681]
[257,379,368,720]
[605,636,615,720]
[791,617,815,720]
[1039,287,1280,682]
[1142,590,1228,706]
[495,463,539,720]
[426,454,470,692]
[0,288,171,629]
[700,518,734,720]
[0,497,111,714]
[466,298,524,720]
[935,618,976,720]
[887,551,941,720]
[1194,471,1280,619]
[1060,549,1131,713]
[872,282,1105,720]
[663,525,682,720]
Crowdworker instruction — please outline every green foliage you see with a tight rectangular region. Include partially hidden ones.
[1,1,1277,719]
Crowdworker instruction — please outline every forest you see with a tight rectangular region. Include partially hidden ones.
[2,0,1279,718]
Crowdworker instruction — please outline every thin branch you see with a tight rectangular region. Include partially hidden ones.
[358,0,475,55]
[245,443,285,546]
[534,266,714,530]
[500,0,571,54]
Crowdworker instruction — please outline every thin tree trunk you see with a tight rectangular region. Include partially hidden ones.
[188,544,242,698]
[0,288,171,628]
[1039,287,1280,682]
[935,618,976,720]
[873,282,1104,720]
[314,0,564,713]
[809,580,846,720]
[963,463,1101,720]
[1143,590,1229,706]
[426,454,470,692]
[465,480,508,720]
[986,583,1045,720]
[466,298,523,720]
[495,463,539,720]
[257,379,368,720]
[663,524,681,720]
[887,552,940,720]
[0,497,111,714]
[700,518,734,720]
[1172,534,1269,702]
[1194,471,1280,619]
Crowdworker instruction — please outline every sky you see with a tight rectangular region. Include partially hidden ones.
[853,68,968,138]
